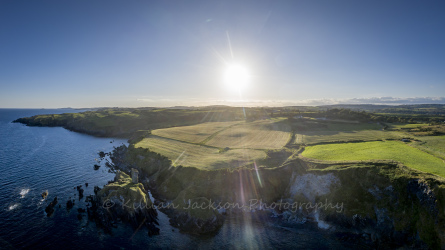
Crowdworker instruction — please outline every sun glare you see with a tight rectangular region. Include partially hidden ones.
[224,64,250,92]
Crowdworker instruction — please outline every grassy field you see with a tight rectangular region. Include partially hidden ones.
[298,130,405,145]
[135,136,266,170]
[292,120,404,145]
[137,119,292,169]
[151,121,240,143]
[413,136,445,160]
[389,123,429,130]
[302,141,445,177]
[292,120,381,132]
[323,122,381,131]
[205,119,292,149]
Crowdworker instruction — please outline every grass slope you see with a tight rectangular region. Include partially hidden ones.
[413,136,445,160]
[206,119,292,149]
[135,136,266,170]
[389,123,429,130]
[302,141,445,177]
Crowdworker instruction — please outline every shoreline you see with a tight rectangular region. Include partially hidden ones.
[12,110,445,248]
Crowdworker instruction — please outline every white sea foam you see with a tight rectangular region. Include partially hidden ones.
[8,204,19,210]
[20,188,30,197]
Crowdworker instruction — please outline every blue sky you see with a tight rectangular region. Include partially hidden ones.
[1,0,444,108]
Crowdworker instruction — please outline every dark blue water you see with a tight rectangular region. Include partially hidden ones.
[0,109,358,249]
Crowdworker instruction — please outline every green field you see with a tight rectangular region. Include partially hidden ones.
[151,121,240,143]
[291,120,381,132]
[413,136,445,160]
[302,141,445,177]
[323,122,381,131]
[205,119,292,149]
[292,121,405,145]
[298,130,405,145]
[135,136,266,170]
[389,123,429,130]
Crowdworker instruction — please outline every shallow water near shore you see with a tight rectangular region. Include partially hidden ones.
[0,109,360,249]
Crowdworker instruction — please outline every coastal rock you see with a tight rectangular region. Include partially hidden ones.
[45,196,58,217]
[66,199,74,210]
[87,171,159,235]
[94,186,101,195]
[41,191,48,199]
[98,151,106,159]
[163,195,224,234]
[147,223,160,237]
[407,179,438,216]
[77,185,84,200]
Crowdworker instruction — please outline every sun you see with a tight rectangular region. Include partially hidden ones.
[224,64,250,92]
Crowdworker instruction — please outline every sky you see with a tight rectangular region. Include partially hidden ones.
[1,0,444,108]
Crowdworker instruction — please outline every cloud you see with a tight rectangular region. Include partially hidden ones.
[258,97,445,106]
[134,96,445,107]
[344,97,445,105]
[136,98,155,102]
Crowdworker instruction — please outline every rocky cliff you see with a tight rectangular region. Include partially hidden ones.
[87,171,159,236]
[108,144,445,248]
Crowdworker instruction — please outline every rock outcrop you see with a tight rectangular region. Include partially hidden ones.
[41,191,48,199]
[87,171,159,235]
[45,196,58,217]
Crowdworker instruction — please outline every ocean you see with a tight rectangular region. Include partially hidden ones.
[0,109,359,249]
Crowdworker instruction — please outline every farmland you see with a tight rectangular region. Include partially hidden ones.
[151,121,241,143]
[15,105,445,175]
[302,141,445,177]
[291,119,381,132]
[134,119,293,169]
[135,135,266,170]
[291,120,405,145]
[297,130,405,145]
[137,115,445,174]
[206,119,292,149]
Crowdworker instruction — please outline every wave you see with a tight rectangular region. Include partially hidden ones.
[8,203,19,211]
[20,188,30,198]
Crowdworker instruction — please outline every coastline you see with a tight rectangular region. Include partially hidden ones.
[13,110,445,248]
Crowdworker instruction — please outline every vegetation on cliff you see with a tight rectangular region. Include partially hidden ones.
[98,171,151,212]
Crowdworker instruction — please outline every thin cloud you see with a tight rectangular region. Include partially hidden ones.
[134,96,445,107]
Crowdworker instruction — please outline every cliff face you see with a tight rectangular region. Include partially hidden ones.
[110,145,445,248]
[293,165,445,249]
